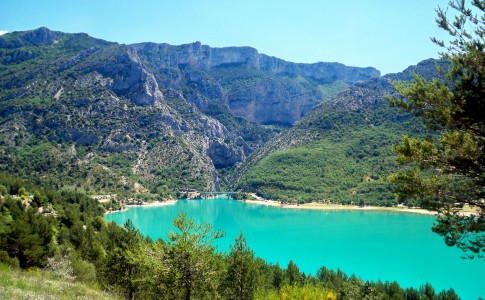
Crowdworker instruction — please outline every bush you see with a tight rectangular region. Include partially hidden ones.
[72,258,97,283]
[46,253,75,281]
[0,250,20,269]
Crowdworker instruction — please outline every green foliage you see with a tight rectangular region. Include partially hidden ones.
[278,284,335,300]
[238,128,407,206]
[0,175,462,299]
[0,251,19,269]
[318,80,350,101]
[101,219,147,299]
[164,212,225,300]
[285,260,303,286]
[221,232,258,300]
[0,263,119,300]
[387,0,485,258]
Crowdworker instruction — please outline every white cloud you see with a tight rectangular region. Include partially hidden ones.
[0,30,8,36]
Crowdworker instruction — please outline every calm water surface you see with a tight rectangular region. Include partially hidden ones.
[105,198,484,299]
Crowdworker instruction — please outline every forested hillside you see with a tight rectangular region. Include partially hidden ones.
[0,27,379,199]
[235,59,449,206]
[0,173,460,299]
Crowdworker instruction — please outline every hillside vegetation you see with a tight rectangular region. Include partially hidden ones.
[0,263,118,300]
[235,60,447,206]
[0,27,379,199]
[0,174,460,299]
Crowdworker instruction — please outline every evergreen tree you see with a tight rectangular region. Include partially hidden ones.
[387,0,485,258]
[221,231,258,300]
[285,260,302,286]
[102,219,145,299]
[164,212,224,300]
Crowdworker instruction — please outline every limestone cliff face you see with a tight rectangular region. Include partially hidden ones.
[134,41,380,82]
[0,27,384,194]
[227,77,317,125]
[134,42,380,126]
[75,47,165,107]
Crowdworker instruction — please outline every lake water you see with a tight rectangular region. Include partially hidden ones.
[105,197,484,299]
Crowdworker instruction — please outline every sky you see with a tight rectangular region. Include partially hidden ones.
[0,0,451,75]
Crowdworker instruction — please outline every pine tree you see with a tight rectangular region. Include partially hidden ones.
[221,231,258,300]
[164,212,224,300]
[387,0,485,259]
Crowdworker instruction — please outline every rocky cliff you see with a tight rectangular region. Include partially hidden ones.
[0,27,381,196]
[133,41,380,81]
[134,41,380,125]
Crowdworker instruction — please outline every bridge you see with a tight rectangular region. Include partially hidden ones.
[199,191,238,199]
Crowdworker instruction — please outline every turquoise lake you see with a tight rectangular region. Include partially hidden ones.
[105,197,484,299]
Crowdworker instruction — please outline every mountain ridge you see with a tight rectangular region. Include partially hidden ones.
[233,59,449,204]
[0,27,381,198]
[132,41,380,81]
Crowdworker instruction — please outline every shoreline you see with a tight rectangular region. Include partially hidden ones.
[104,196,477,217]
[240,199,439,215]
[243,193,479,216]
[104,199,177,215]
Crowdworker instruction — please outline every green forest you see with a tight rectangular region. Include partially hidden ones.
[236,77,433,207]
[238,128,406,206]
[0,173,460,299]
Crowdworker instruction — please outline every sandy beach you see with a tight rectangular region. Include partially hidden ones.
[104,199,178,215]
[241,199,438,215]
[242,194,479,216]
[105,195,478,217]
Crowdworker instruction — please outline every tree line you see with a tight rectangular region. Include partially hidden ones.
[0,173,461,299]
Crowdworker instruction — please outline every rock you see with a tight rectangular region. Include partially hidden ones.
[0,37,24,49]
[227,77,315,126]
[59,47,99,71]
[21,27,57,46]
[207,140,245,168]
[133,42,380,82]
[0,49,38,64]
[97,48,165,106]
[133,41,380,126]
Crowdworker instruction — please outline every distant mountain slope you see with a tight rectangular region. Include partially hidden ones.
[234,59,449,205]
[0,27,378,197]
[133,41,379,126]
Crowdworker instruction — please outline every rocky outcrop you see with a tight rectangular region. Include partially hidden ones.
[0,27,58,49]
[59,47,99,71]
[88,47,165,106]
[207,140,245,168]
[197,115,248,167]
[21,27,58,46]
[0,49,38,64]
[133,42,380,83]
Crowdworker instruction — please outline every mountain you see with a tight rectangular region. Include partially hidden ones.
[0,27,379,198]
[234,59,449,205]
[132,41,379,126]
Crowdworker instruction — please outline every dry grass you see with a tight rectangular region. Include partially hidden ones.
[0,264,119,300]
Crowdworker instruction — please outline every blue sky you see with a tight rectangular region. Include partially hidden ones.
[1,0,450,75]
